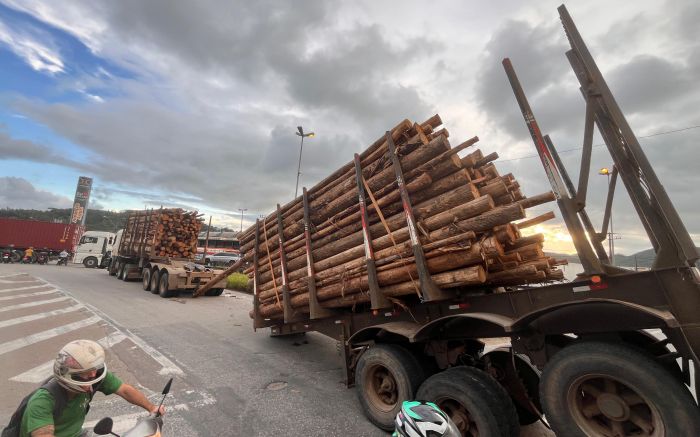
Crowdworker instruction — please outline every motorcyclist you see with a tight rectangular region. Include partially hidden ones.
[58,250,69,265]
[23,247,34,263]
[393,400,461,437]
[13,339,166,437]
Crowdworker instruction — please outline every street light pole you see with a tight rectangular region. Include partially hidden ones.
[238,208,247,233]
[295,126,315,198]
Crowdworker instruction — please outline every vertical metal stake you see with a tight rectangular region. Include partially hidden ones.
[276,204,300,322]
[384,132,448,301]
[303,188,334,319]
[353,154,391,310]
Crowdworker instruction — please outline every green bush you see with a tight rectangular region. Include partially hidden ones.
[226,272,249,292]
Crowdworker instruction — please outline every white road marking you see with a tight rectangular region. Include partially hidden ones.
[0,304,85,328]
[0,284,52,293]
[0,273,26,278]
[0,289,58,301]
[37,278,184,376]
[10,331,127,382]
[0,315,102,356]
[0,279,42,284]
[0,296,71,313]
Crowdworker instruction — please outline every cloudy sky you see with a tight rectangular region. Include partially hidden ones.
[0,0,698,256]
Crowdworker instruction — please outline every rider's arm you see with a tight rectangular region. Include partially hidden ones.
[30,425,55,437]
[115,383,165,416]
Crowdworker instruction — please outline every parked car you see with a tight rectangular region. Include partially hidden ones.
[205,251,241,267]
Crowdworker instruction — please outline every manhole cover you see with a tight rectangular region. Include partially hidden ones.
[266,381,288,391]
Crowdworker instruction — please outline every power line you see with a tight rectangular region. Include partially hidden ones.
[498,124,700,163]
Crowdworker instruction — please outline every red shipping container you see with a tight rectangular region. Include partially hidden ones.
[0,218,84,253]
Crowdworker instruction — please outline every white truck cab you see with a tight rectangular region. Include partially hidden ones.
[73,230,116,268]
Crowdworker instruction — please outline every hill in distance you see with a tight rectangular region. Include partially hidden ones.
[546,247,700,269]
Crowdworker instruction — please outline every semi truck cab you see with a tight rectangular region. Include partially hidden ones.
[73,230,116,268]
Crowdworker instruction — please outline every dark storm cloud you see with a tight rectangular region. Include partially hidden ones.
[0,177,73,209]
[475,19,570,139]
[4,0,438,214]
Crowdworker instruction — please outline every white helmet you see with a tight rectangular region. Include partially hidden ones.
[53,339,107,393]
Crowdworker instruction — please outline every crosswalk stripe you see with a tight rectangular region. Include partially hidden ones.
[0,284,51,293]
[10,331,127,383]
[0,304,85,328]
[0,315,102,356]
[0,296,71,313]
[37,278,184,376]
[0,289,58,301]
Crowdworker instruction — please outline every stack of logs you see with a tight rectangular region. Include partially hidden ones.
[240,115,567,319]
[121,209,202,259]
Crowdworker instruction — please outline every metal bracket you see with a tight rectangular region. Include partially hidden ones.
[353,154,392,310]
[303,188,335,319]
[384,131,449,302]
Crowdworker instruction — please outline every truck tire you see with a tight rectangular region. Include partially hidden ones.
[540,340,700,437]
[205,288,224,296]
[150,269,161,294]
[355,344,425,431]
[417,366,519,437]
[158,271,177,298]
[83,257,98,268]
[118,263,128,280]
[142,268,152,291]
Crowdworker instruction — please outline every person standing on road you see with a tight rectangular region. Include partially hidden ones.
[9,339,166,437]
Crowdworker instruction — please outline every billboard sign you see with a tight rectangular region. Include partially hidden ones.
[70,176,93,225]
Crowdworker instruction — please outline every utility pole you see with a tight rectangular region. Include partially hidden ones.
[238,208,248,233]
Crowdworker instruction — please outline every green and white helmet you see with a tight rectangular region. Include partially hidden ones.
[393,400,461,437]
[53,339,107,393]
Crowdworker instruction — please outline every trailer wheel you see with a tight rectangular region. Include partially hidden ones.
[118,263,128,280]
[355,344,425,431]
[205,288,224,296]
[158,271,177,298]
[150,269,160,294]
[142,268,152,291]
[83,257,98,268]
[417,366,519,437]
[540,341,700,437]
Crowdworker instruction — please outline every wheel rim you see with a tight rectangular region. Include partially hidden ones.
[365,364,399,413]
[567,374,663,437]
[436,397,479,437]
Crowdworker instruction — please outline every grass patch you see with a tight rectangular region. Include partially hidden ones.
[227,272,249,292]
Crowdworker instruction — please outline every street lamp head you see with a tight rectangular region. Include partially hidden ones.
[598,167,610,175]
[296,126,315,138]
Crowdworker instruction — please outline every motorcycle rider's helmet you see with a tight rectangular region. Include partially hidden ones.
[53,339,107,393]
[393,400,461,437]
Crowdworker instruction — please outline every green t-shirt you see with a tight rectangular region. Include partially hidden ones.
[19,372,122,437]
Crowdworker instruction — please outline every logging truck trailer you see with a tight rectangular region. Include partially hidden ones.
[222,5,700,436]
[108,209,227,297]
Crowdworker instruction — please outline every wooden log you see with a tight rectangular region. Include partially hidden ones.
[517,192,556,209]
[517,211,556,229]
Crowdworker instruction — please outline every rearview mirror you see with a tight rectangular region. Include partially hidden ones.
[93,417,114,435]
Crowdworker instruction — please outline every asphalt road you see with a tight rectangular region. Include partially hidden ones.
[0,263,551,436]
